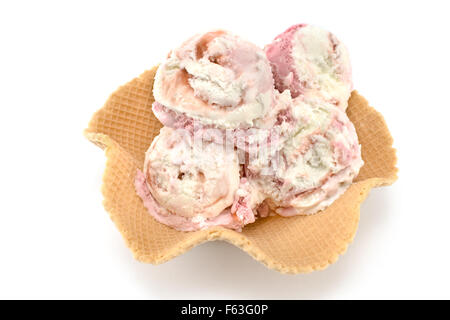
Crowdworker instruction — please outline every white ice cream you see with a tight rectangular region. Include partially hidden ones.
[153,30,275,128]
[136,26,363,231]
[143,127,240,219]
[265,24,353,109]
[249,97,363,215]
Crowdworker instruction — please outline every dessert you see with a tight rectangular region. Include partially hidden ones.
[152,89,296,155]
[153,30,275,129]
[135,127,263,231]
[135,25,363,232]
[265,24,352,109]
[152,30,298,156]
[85,24,398,272]
[249,98,363,216]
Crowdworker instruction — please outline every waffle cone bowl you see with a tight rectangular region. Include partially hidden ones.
[84,66,397,274]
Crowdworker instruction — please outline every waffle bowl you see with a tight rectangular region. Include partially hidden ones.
[84,66,397,274]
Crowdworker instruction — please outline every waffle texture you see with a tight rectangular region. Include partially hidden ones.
[85,66,397,274]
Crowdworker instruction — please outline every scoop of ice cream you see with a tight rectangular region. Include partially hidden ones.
[249,97,363,215]
[143,127,240,219]
[135,130,265,231]
[153,30,275,128]
[265,24,352,109]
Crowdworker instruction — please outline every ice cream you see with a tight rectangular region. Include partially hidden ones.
[265,24,352,109]
[249,98,363,215]
[136,25,363,232]
[135,127,260,231]
[153,30,275,129]
[153,89,296,157]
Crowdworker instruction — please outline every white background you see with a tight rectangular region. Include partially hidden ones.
[1,0,449,299]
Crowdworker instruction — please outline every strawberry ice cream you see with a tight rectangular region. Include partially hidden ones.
[249,98,363,215]
[136,25,363,232]
[135,127,260,231]
[153,30,275,129]
[265,24,353,109]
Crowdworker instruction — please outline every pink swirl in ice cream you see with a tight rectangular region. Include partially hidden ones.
[265,24,352,109]
[152,90,296,156]
[249,98,363,215]
[153,30,275,128]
